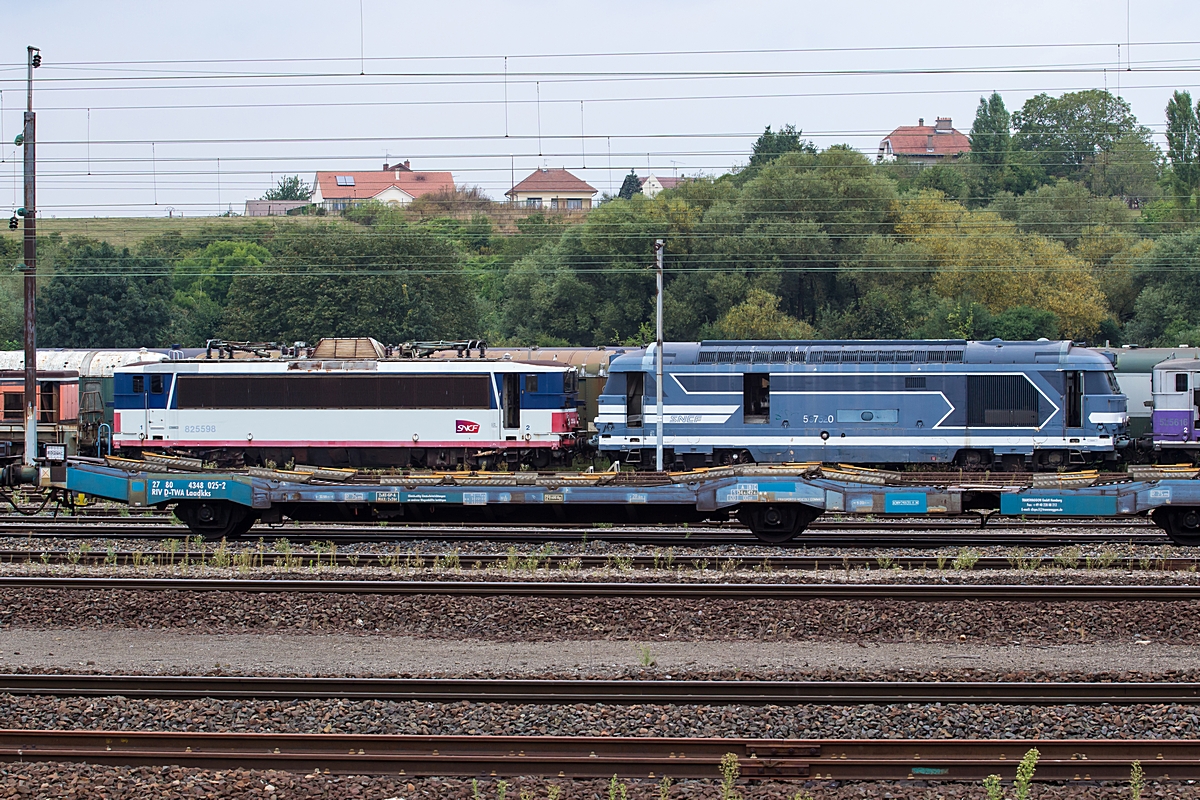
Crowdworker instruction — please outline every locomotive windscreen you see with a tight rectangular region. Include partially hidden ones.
[174,374,491,409]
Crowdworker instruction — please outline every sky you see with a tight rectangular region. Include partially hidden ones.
[1,0,1198,217]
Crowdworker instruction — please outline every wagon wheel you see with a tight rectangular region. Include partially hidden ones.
[173,500,258,542]
[737,504,820,544]
[1152,507,1200,547]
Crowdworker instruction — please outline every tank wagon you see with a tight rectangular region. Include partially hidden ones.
[598,339,1128,471]
[110,343,581,470]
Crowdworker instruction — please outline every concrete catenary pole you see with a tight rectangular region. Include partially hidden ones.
[654,238,664,472]
[22,46,40,466]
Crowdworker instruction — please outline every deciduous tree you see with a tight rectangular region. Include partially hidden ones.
[1013,90,1151,179]
[710,289,815,339]
[38,242,173,347]
[261,175,312,201]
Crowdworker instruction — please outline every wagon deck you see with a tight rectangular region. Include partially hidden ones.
[27,457,1200,546]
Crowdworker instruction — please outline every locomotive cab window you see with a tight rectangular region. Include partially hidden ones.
[525,375,538,393]
[131,376,144,394]
[150,375,164,394]
[625,373,644,429]
[1178,373,1190,392]
[743,373,770,424]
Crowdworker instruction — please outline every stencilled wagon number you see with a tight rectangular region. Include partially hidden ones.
[149,480,228,499]
[802,415,834,424]
[184,425,217,433]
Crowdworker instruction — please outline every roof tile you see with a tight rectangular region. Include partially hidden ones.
[506,168,596,196]
[315,169,455,200]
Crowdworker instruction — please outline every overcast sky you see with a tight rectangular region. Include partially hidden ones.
[2,0,1198,216]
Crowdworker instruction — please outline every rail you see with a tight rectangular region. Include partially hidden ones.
[0,731,1192,781]
[3,675,1200,705]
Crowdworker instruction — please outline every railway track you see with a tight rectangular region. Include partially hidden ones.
[4,674,1200,705]
[3,576,1198,600]
[0,549,1193,571]
[0,520,1169,548]
[0,730,1189,781]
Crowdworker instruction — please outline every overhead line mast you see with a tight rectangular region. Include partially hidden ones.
[21,46,41,466]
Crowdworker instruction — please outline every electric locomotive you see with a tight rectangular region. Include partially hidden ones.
[111,341,580,470]
[597,339,1128,470]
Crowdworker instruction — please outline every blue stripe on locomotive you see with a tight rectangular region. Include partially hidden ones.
[595,339,1127,464]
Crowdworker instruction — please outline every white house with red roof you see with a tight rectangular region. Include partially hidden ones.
[638,174,686,199]
[505,168,596,209]
[877,117,971,165]
[311,161,455,212]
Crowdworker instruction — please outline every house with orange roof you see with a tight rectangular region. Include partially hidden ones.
[505,168,596,210]
[877,117,971,165]
[311,161,455,212]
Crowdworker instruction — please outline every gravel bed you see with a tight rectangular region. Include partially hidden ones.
[0,589,1195,643]
[2,693,1200,740]
[0,767,1171,800]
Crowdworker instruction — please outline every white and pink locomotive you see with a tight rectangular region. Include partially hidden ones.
[111,342,580,470]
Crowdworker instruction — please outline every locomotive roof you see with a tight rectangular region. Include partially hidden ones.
[608,339,1115,368]
[1151,357,1200,371]
[117,358,574,374]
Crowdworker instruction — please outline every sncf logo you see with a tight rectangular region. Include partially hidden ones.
[455,420,481,434]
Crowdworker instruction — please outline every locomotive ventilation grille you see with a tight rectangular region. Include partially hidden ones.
[696,348,965,364]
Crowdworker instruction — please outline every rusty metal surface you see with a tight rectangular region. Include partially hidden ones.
[3,675,1200,706]
[0,731,1193,781]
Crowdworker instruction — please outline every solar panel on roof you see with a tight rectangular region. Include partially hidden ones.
[335,175,356,186]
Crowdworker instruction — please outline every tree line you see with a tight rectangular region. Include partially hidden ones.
[4,87,1200,350]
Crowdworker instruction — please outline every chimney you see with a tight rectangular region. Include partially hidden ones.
[403,160,410,169]
[935,117,952,132]
[383,162,389,171]
[919,118,924,126]
[926,134,934,152]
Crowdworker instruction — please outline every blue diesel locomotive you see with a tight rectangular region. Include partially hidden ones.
[596,339,1128,470]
